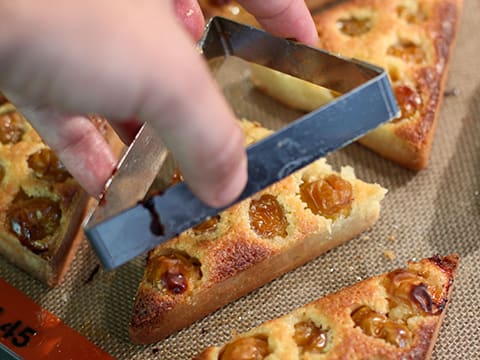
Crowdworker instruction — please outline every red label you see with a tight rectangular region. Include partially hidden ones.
[0,278,114,359]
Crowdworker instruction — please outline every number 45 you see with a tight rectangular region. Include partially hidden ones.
[1,321,37,348]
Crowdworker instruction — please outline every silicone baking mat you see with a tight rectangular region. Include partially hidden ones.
[1,1,479,358]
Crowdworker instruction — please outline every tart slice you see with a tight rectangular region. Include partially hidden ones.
[311,0,463,169]
[195,254,459,360]
[201,0,463,170]
[0,96,122,286]
[129,120,387,344]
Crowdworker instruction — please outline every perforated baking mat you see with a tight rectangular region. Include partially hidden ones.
[1,1,479,359]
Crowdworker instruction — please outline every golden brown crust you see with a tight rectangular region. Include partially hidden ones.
[195,255,459,359]
[0,100,123,287]
[129,120,387,344]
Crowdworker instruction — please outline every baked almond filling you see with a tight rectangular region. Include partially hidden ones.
[396,4,427,23]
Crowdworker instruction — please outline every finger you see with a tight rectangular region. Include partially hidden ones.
[133,12,247,207]
[140,58,247,206]
[0,1,247,207]
[172,0,205,40]
[12,101,118,197]
[238,0,318,45]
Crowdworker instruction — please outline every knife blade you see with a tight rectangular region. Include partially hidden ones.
[84,17,399,270]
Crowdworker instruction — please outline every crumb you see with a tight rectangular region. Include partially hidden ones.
[388,234,396,242]
[362,235,371,241]
[383,250,396,261]
[444,88,460,97]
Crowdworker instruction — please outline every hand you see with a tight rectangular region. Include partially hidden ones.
[0,0,317,207]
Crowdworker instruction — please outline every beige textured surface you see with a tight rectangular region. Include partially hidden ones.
[1,1,479,359]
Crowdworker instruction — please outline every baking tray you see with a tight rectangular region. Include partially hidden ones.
[1,0,479,358]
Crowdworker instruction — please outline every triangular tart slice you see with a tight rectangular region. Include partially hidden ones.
[196,254,458,360]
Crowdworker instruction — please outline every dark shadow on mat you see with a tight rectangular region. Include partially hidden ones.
[426,84,480,256]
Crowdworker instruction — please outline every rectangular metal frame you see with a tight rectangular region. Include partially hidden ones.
[84,17,399,270]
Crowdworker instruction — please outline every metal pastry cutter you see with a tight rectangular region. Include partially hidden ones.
[84,17,399,270]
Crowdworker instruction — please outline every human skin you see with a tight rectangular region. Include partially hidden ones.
[0,0,317,207]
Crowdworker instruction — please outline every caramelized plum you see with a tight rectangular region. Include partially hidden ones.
[7,190,61,253]
[168,168,184,187]
[411,283,434,313]
[220,336,269,360]
[300,175,353,220]
[249,194,288,238]
[337,17,372,36]
[396,5,426,23]
[193,215,220,235]
[351,306,411,348]
[28,148,71,182]
[145,253,201,295]
[387,270,420,301]
[386,269,439,316]
[394,85,422,121]
[351,306,387,337]
[294,321,328,353]
[381,320,411,348]
[387,41,425,64]
[0,110,25,144]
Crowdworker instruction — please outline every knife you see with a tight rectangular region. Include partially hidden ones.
[84,17,399,270]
